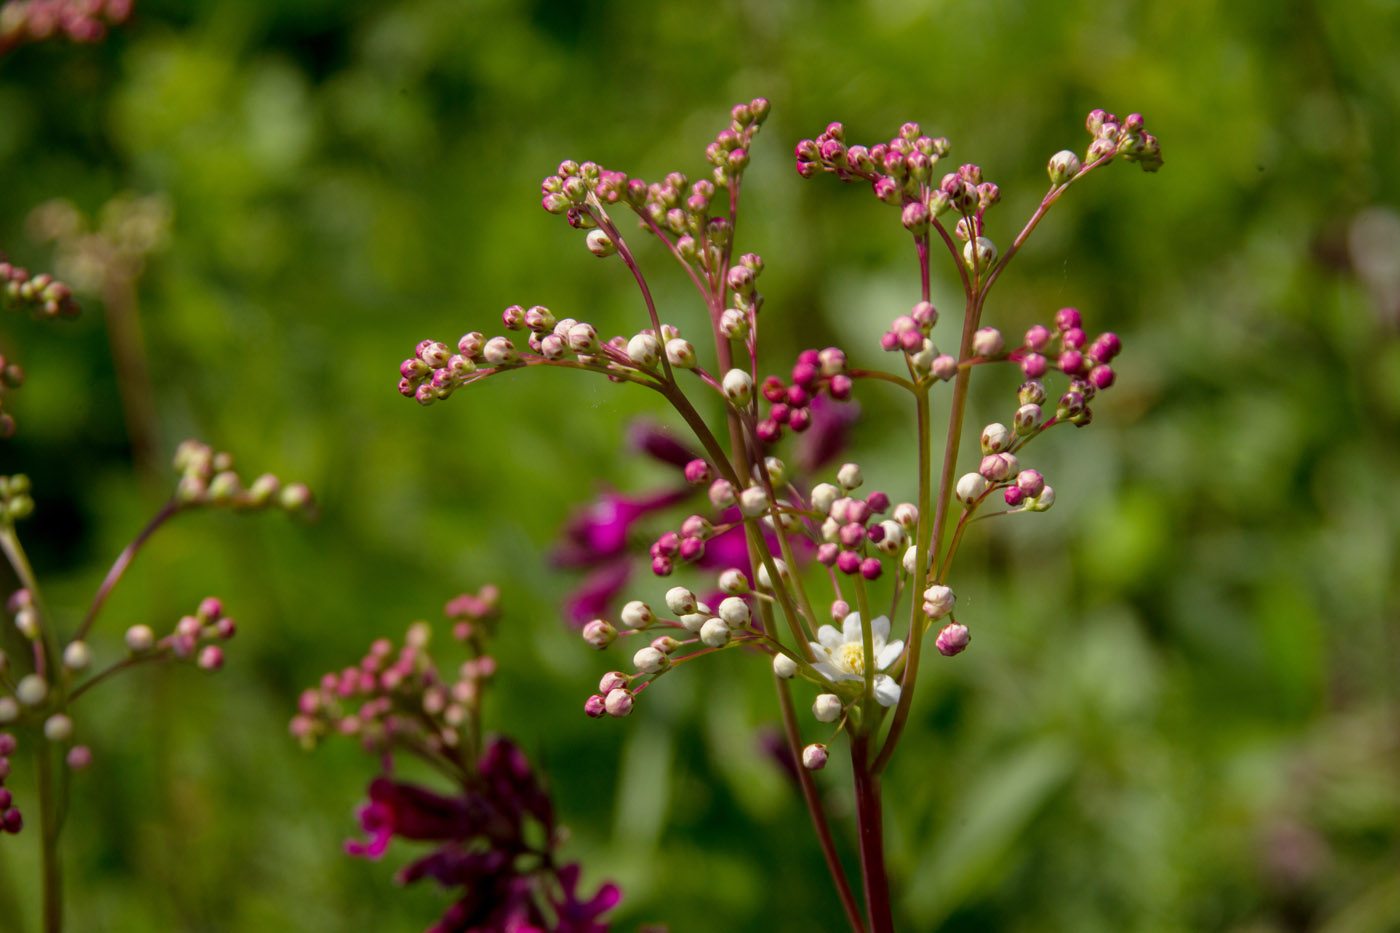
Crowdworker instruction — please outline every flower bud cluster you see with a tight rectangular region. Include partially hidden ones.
[756,347,852,444]
[1082,109,1162,173]
[0,0,132,54]
[172,439,315,515]
[0,355,27,440]
[880,300,959,380]
[1007,307,1122,394]
[0,256,79,319]
[122,595,237,669]
[811,474,914,580]
[0,474,34,523]
[291,588,502,756]
[0,732,21,835]
[641,511,718,577]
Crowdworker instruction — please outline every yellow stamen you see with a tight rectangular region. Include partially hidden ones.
[838,642,865,675]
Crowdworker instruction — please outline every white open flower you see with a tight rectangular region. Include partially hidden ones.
[807,613,904,707]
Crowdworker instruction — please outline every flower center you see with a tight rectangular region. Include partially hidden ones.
[838,642,865,675]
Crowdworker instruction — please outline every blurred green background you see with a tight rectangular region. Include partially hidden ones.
[1,0,1398,930]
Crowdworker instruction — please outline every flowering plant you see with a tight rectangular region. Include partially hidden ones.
[396,98,1160,931]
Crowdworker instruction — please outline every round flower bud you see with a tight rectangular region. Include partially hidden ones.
[599,671,629,694]
[585,229,617,257]
[759,456,788,488]
[756,559,788,589]
[482,336,519,367]
[936,623,971,657]
[802,743,829,771]
[66,746,92,770]
[1047,150,1082,185]
[16,674,47,706]
[963,236,997,270]
[708,479,737,509]
[773,653,798,679]
[718,596,751,628]
[683,459,712,485]
[584,694,606,718]
[1026,485,1056,512]
[651,635,680,655]
[719,308,749,339]
[980,423,1011,454]
[972,327,1005,358]
[44,714,72,742]
[699,617,731,647]
[633,646,669,674]
[665,587,697,616]
[932,354,959,381]
[14,606,39,640]
[722,368,754,406]
[604,688,634,717]
[812,694,843,723]
[1016,469,1046,498]
[811,482,840,515]
[665,338,697,369]
[582,619,617,649]
[627,333,660,369]
[875,520,905,555]
[125,624,156,654]
[566,322,599,354]
[62,640,90,671]
[955,472,989,506]
[739,485,769,517]
[979,452,1019,483]
[836,462,863,490]
[620,601,653,629]
[1014,403,1042,435]
[922,585,956,620]
[0,697,18,724]
[678,612,709,633]
[718,569,750,595]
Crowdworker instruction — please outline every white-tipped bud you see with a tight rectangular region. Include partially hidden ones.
[1026,485,1056,512]
[756,559,788,589]
[604,688,634,717]
[955,472,989,506]
[44,713,72,742]
[678,612,710,633]
[773,653,798,679]
[922,584,956,620]
[665,586,697,615]
[722,368,754,406]
[836,462,863,490]
[830,497,851,523]
[811,482,840,515]
[875,520,905,555]
[719,308,749,338]
[566,322,599,353]
[739,485,769,517]
[910,338,938,371]
[718,596,751,628]
[980,422,1011,454]
[627,333,660,370]
[1048,149,1082,185]
[893,502,919,529]
[699,617,731,647]
[759,456,788,488]
[632,646,669,674]
[62,640,90,671]
[14,605,39,640]
[16,673,48,706]
[483,335,519,366]
[932,354,959,381]
[708,478,737,509]
[821,517,840,543]
[812,694,843,723]
[620,600,653,629]
[125,624,155,653]
[972,326,1005,358]
[903,545,919,575]
[665,337,697,369]
[585,228,617,256]
[802,743,829,771]
[718,569,750,595]
[963,236,998,270]
[583,619,617,649]
[0,697,18,724]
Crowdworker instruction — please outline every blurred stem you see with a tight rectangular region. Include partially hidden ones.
[0,525,58,681]
[37,741,62,933]
[74,500,179,643]
[102,268,162,488]
[851,736,893,933]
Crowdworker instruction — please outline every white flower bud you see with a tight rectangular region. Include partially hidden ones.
[566,322,599,353]
[932,354,958,381]
[125,624,155,653]
[910,337,938,371]
[633,646,669,674]
[830,497,851,523]
[699,617,731,647]
[773,653,798,678]
[756,559,788,589]
[875,520,905,555]
[893,502,919,529]
[678,612,710,633]
[972,326,1004,358]
[604,688,634,717]
[483,335,519,366]
[718,596,751,628]
[955,472,989,506]
[812,694,843,723]
[758,456,788,488]
[620,601,653,629]
[583,619,617,649]
[963,236,997,270]
[810,482,840,515]
[722,368,754,406]
[922,585,956,620]
[739,485,769,516]
[821,516,840,543]
[627,333,660,369]
[719,308,748,338]
[802,743,829,771]
[1048,149,1082,185]
[708,478,737,509]
[0,697,18,724]
[14,605,39,640]
[665,337,697,369]
[62,640,90,671]
[17,673,48,706]
[718,569,750,594]
[980,422,1011,454]
[1026,484,1056,511]
[44,713,72,742]
[836,462,863,489]
[585,228,617,257]
[665,586,697,615]
[903,545,919,575]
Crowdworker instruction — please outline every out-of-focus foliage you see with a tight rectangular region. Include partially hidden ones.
[0,0,1397,930]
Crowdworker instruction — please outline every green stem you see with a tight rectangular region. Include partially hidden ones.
[37,741,63,933]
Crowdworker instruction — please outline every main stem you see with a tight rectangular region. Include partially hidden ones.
[37,742,62,933]
[851,737,893,933]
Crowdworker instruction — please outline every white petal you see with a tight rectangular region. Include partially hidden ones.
[817,625,844,650]
[873,674,901,707]
[871,615,891,642]
[876,639,904,671]
[812,661,850,683]
[841,612,864,643]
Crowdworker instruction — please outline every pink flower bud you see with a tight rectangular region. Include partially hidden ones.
[584,694,606,718]
[604,688,634,717]
[936,623,971,657]
[582,619,617,649]
[802,744,829,770]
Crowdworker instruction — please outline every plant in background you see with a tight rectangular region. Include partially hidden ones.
[292,587,623,933]
[395,100,1161,930]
